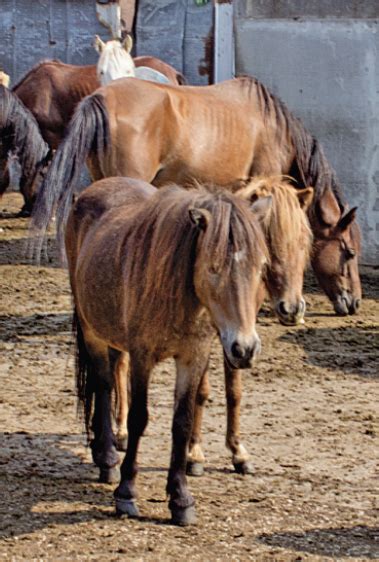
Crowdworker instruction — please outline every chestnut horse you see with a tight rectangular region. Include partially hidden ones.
[0,85,50,214]
[187,176,314,476]
[12,57,185,149]
[65,176,269,525]
[31,76,361,315]
[109,176,314,469]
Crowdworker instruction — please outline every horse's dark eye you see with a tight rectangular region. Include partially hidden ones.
[346,248,356,259]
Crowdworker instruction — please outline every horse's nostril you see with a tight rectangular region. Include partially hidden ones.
[349,298,361,314]
[278,301,289,316]
[231,342,245,360]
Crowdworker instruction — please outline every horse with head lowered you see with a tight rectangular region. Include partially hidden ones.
[32,76,361,315]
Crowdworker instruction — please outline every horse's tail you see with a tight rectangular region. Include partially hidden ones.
[0,85,50,204]
[31,92,110,256]
[73,309,95,439]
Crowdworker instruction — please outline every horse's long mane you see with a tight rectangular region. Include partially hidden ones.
[238,175,313,260]
[123,185,268,337]
[0,85,49,178]
[11,59,64,92]
[239,76,347,214]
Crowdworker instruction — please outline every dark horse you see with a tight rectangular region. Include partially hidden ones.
[31,76,361,315]
[0,85,50,215]
[65,176,270,525]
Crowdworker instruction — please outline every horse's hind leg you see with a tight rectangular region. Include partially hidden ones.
[114,352,130,451]
[87,345,120,483]
[114,352,153,519]
[224,362,253,475]
[186,368,210,477]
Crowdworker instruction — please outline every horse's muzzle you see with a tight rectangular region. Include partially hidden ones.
[224,338,261,370]
[333,292,361,316]
[275,298,306,326]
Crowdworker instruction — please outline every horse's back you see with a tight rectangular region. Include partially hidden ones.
[13,61,98,148]
[134,66,170,84]
[66,177,155,264]
[101,78,261,186]
[134,56,185,85]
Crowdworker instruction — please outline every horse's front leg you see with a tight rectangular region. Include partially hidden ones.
[114,352,152,519]
[186,369,210,477]
[224,360,253,475]
[114,352,130,451]
[167,353,209,526]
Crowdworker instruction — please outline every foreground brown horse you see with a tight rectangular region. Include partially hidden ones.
[111,176,314,470]
[32,76,361,315]
[0,86,50,214]
[65,177,269,525]
[12,57,185,149]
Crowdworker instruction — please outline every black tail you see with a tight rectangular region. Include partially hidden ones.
[31,93,110,257]
[0,85,49,201]
[73,309,96,439]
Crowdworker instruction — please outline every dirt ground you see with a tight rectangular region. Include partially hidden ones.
[0,192,378,561]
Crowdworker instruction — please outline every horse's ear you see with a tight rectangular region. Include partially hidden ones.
[122,34,133,53]
[296,187,314,211]
[337,207,357,232]
[250,195,272,223]
[316,189,340,226]
[189,207,210,231]
[93,35,106,53]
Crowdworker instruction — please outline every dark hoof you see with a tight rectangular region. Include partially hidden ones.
[186,461,204,477]
[115,497,139,518]
[234,460,254,475]
[116,435,128,452]
[171,505,196,526]
[99,465,120,484]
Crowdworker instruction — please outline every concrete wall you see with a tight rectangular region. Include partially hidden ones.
[134,0,213,85]
[235,2,379,265]
[0,0,107,85]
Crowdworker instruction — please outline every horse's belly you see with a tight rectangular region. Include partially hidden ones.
[153,154,252,189]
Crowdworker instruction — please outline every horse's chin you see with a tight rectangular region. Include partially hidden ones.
[276,312,305,327]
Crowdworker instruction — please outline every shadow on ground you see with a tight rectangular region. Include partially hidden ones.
[257,525,379,559]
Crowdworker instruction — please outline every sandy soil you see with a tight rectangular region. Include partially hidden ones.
[0,193,378,561]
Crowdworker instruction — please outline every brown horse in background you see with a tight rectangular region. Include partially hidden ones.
[31,75,361,316]
[0,85,50,214]
[12,57,185,149]
[65,176,270,525]
[187,176,314,475]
